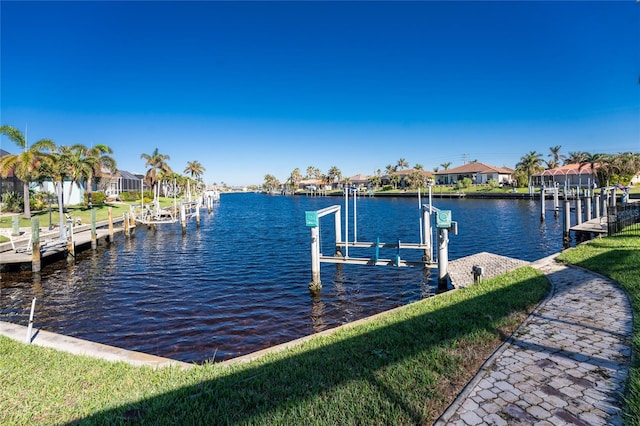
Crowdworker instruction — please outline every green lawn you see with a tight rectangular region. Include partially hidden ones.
[1,267,549,425]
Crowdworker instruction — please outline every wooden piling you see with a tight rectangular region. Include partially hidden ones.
[91,208,97,250]
[12,215,20,236]
[124,213,130,238]
[108,207,114,242]
[31,218,41,273]
[585,196,592,221]
[595,195,601,218]
[67,217,75,263]
[196,200,201,227]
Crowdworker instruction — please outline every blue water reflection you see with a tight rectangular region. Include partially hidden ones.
[1,192,567,362]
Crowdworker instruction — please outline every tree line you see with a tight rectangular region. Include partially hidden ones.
[265,148,640,192]
[0,125,207,220]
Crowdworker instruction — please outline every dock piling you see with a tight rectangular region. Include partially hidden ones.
[437,228,449,289]
[180,204,187,235]
[563,200,571,248]
[31,218,41,273]
[91,208,97,250]
[108,207,114,242]
[67,217,75,263]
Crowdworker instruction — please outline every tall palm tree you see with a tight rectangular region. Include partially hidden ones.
[0,125,55,218]
[184,160,205,181]
[73,143,117,200]
[565,151,588,165]
[516,151,544,187]
[289,168,302,191]
[440,162,452,170]
[140,148,172,200]
[548,145,565,166]
[326,166,342,188]
[396,158,409,170]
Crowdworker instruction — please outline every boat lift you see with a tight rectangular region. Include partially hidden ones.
[305,186,458,292]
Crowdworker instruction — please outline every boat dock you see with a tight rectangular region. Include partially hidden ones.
[1,218,124,273]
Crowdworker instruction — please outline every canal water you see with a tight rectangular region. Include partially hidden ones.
[1,192,566,363]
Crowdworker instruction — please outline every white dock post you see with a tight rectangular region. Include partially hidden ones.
[585,196,592,221]
[563,200,571,248]
[196,200,201,228]
[344,187,349,258]
[553,185,559,218]
[309,225,321,291]
[540,186,546,221]
[334,206,342,256]
[437,228,449,289]
[576,197,583,225]
[26,297,36,343]
[422,206,431,263]
[595,194,601,218]
[352,186,357,243]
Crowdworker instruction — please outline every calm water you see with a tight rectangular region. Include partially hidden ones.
[1,193,566,363]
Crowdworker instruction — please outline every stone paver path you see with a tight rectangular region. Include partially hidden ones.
[436,257,633,425]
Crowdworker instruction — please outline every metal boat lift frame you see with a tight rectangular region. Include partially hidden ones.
[306,186,457,291]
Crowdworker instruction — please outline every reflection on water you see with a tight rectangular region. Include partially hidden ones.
[1,193,566,363]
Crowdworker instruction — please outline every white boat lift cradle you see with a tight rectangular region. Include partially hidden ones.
[305,187,458,292]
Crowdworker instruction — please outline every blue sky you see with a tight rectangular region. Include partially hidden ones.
[1,1,639,187]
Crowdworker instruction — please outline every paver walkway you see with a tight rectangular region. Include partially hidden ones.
[436,256,633,425]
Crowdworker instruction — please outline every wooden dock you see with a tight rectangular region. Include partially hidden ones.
[1,219,124,273]
[569,216,608,235]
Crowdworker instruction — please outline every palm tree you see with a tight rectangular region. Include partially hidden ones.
[262,174,279,192]
[396,158,409,170]
[73,144,117,201]
[140,148,172,200]
[0,125,55,218]
[184,160,205,181]
[440,162,452,170]
[414,163,424,170]
[565,151,588,165]
[516,151,544,187]
[548,145,565,167]
[289,168,302,191]
[326,166,342,189]
[384,164,396,175]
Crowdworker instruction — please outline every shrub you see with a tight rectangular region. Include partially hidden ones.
[382,185,393,191]
[85,192,106,206]
[2,191,23,212]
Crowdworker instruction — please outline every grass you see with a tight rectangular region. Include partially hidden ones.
[0,267,550,425]
[557,226,640,425]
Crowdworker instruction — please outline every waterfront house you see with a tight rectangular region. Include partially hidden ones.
[347,174,371,189]
[532,164,597,188]
[381,168,434,189]
[434,162,513,185]
[105,170,147,199]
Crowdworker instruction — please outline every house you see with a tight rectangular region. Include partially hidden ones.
[0,148,21,195]
[434,162,513,185]
[381,169,434,189]
[105,170,146,198]
[532,164,597,188]
[346,174,371,189]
